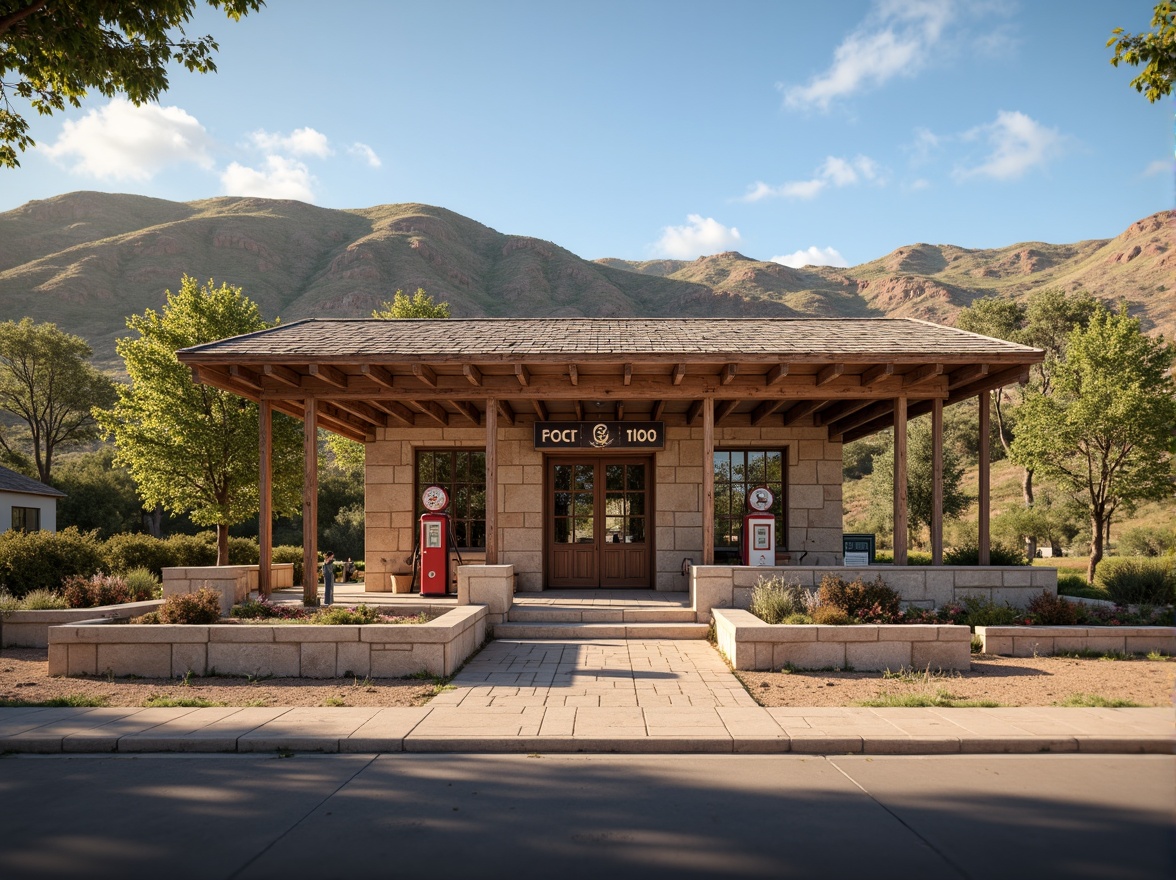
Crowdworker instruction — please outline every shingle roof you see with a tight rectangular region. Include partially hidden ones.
[0,466,66,498]
[179,318,1041,361]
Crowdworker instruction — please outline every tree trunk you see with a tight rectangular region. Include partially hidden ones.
[143,504,163,538]
[217,524,229,566]
[1022,467,1034,507]
[1087,512,1104,585]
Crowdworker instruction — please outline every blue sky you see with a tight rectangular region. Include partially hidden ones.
[2,0,1171,267]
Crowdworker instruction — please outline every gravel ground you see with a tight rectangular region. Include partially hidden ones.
[737,653,1176,707]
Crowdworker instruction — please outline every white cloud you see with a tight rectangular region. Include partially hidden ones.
[740,155,881,202]
[771,246,849,269]
[349,142,382,168]
[652,215,741,259]
[220,156,316,201]
[250,127,332,157]
[41,99,213,180]
[783,0,953,110]
[1143,159,1171,177]
[954,110,1063,181]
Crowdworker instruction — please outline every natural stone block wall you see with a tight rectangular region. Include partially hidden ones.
[713,608,971,671]
[47,605,487,679]
[692,565,1058,622]
[162,564,295,616]
[1,600,163,648]
[976,626,1176,657]
[457,564,514,625]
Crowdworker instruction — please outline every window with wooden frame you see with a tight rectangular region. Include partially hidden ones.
[11,506,40,532]
[713,448,786,559]
[414,449,486,550]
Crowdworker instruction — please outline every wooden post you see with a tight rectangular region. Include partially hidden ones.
[978,392,991,566]
[485,398,498,565]
[931,398,944,566]
[702,397,715,565]
[258,399,273,597]
[893,396,908,566]
[302,398,318,605]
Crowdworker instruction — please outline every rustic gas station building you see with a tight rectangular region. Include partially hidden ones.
[177,318,1044,599]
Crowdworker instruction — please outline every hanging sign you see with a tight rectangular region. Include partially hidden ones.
[535,421,664,450]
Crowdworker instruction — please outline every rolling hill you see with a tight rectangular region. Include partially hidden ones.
[0,191,1171,368]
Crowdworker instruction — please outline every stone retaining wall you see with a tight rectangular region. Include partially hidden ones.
[162,563,295,616]
[693,565,1057,623]
[713,608,971,671]
[976,625,1176,657]
[1,600,163,648]
[48,605,487,680]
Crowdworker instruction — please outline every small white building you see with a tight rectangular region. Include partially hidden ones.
[0,465,65,534]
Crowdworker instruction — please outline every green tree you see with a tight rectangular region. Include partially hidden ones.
[96,275,302,564]
[0,0,262,168]
[1010,306,1176,582]
[0,318,116,482]
[52,446,144,538]
[372,288,450,319]
[1108,2,1176,102]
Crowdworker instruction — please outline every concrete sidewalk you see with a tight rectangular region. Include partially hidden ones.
[2,638,1172,755]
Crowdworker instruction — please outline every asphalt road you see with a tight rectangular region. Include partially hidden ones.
[0,754,1171,880]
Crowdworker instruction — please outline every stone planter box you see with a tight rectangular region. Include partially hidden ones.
[713,608,971,671]
[162,563,295,616]
[976,625,1176,657]
[48,605,487,680]
[1,600,164,648]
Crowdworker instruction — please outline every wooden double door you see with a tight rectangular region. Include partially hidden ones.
[547,456,652,588]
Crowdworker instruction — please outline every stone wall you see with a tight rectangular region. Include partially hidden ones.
[365,420,843,592]
[47,605,487,679]
[976,625,1176,657]
[2,600,163,648]
[162,564,295,616]
[692,565,1059,622]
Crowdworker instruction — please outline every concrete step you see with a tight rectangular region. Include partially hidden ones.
[493,621,710,640]
[507,606,696,624]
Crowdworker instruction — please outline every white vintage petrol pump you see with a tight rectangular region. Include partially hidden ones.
[419,485,451,596]
[741,485,776,567]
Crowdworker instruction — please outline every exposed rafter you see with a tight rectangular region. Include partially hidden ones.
[462,364,483,386]
[765,363,789,385]
[816,363,845,386]
[370,399,416,426]
[685,399,703,425]
[263,363,303,388]
[947,363,989,390]
[714,400,738,423]
[651,400,665,421]
[451,400,481,426]
[359,364,396,389]
[750,399,785,426]
[228,365,262,391]
[568,364,578,386]
[902,362,944,388]
[721,363,738,385]
[672,363,686,386]
[515,364,530,387]
[532,399,548,421]
[860,363,894,387]
[497,401,516,427]
[308,363,348,389]
[412,399,448,426]
[412,363,438,387]
[781,400,824,426]
[623,363,632,386]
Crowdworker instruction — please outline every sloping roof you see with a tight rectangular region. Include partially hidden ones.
[0,465,66,498]
[178,317,1041,362]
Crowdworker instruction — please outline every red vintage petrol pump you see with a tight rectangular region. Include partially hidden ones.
[419,485,451,596]
[741,485,776,567]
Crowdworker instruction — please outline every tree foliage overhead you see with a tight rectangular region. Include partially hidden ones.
[0,0,263,168]
[1010,305,1176,582]
[372,288,451,319]
[1108,1,1176,102]
[0,317,116,482]
[96,275,301,565]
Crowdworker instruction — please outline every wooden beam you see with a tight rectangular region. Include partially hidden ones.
[893,396,908,566]
[702,398,715,565]
[902,362,944,388]
[574,400,584,420]
[979,391,991,566]
[651,400,665,421]
[369,399,416,425]
[497,400,515,426]
[302,399,318,605]
[685,399,703,425]
[532,398,548,421]
[816,363,845,386]
[263,364,303,388]
[452,400,481,426]
[568,364,578,386]
[860,363,895,387]
[412,363,438,387]
[615,402,625,421]
[714,400,738,423]
[331,399,388,427]
[672,363,686,386]
[623,363,632,386]
[931,398,944,566]
[462,364,483,386]
[308,363,348,389]
[814,399,874,426]
[721,363,738,385]
[359,364,396,389]
[781,400,823,426]
[750,399,785,426]
[827,400,894,434]
[515,364,530,387]
[258,400,272,597]
[228,365,263,391]
[413,399,449,426]
[765,363,789,385]
[485,399,498,565]
[947,363,988,390]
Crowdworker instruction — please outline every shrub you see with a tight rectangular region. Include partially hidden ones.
[1056,573,1090,595]
[158,587,222,624]
[61,573,131,608]
[163,534,217,568]
[227,536,260,565]
[18,588,69,610]
[0,527,105,598]
[811,605,851,625]
[817,574,901,621]
[102,533,173,577]
[123,568,160,602]
[1094,557,1176,606]
[315,604,381,625]
[956,595,1021,628]
[1116,526,1176,558]
[272,545,304,586]
[0,590,18,612]
[943,543,1028,566]
[748,575,811,624]
[782,612,813,625]
[1027,590,1080,625]
[130,611,160,625]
